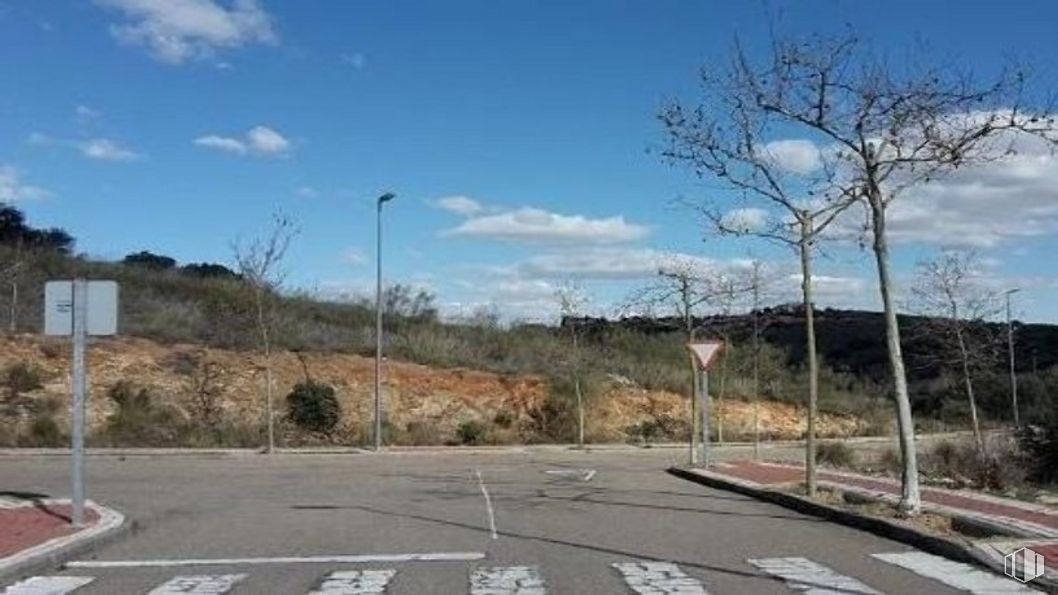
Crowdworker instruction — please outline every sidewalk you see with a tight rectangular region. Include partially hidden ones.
[0,497,126,582]
[690,460,1058,585]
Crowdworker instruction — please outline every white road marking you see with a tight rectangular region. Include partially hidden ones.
[2,576,94,594]
[147,574,246,594]
[66,551,485,569]
[475,469,499,540]
[873,552,1041,594]
[308,569,396,594]
[470,566,546,594]
[747,557,881,594]
[612,561,709,594]
[543,469,596,482]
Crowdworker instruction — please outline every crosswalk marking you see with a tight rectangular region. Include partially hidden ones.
[612,561,709,594]
[147,574,247,594]
[873,552,1041,594]
[308,570,397,594]
[470,566,546,594]
[1,576,94,594]
[747,557,882,594]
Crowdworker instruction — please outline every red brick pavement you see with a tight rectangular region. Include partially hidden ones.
[716,461,1058,531]
[0,504,100,558]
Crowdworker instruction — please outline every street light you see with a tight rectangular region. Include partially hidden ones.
[1005,288,1021,427]
[375,192,396,451]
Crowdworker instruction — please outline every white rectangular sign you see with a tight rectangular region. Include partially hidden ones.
[44,281,119,336]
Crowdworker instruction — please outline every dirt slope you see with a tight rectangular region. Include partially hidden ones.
[0,335,871,445]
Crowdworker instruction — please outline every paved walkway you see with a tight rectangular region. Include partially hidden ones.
[704,460,1058,586]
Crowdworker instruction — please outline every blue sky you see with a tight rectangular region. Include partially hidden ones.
[2,0,1057,322]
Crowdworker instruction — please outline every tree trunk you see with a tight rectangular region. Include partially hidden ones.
[955,327,984,454]
[752,284,761,461]
[255,287,275,454]
[572,331,584,448]
[869,196,921,514]
[799,226,819,498]
[717,345,727,444]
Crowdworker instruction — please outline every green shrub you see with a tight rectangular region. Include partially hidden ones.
[815,441,857,468]
[1018,420,1058,485]
[493,410,514,429]
[286,381,341,435]
[456,420,487,445]
[24,417,64,447]
[404,421,441,446]
[2,361,44,400]
[101,381,186,446]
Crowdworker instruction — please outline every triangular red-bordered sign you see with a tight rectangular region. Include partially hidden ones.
[687,341,724,371]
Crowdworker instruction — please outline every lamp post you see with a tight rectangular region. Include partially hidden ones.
[1005,288,1021,427]
[375,192,396,451]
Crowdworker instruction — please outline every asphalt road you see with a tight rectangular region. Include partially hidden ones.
[0,447,998,594]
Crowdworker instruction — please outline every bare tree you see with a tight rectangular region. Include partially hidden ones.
[663,32,1057,513]
[911,251,1001,454]
[661,59,858,496]
[556,280,591,448]
[624,256,724,465]
[234,213,298,454]
[1,236,23,334]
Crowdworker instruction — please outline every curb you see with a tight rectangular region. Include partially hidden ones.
[668,467,1058,594]
[0,501,132,584]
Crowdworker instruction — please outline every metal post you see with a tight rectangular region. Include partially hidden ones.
[374,193,395,451]
[700,369,710,468]
[71,278,87,527]
[1006,289,1020,427]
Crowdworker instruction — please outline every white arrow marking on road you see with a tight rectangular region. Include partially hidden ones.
[543,469,596,482]
[873,552,1041,594]
[2,576,94,594]
[309,569,397,594]
[147,574,246,594]
[747,557,882,594]
[66,552,485,569]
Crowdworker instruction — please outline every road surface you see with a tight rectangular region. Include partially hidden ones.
[1,447,1030,594]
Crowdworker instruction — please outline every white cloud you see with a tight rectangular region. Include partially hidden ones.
[194,134,246,154]
[432,195,483,217]
[444,207,649,244]
[95,0,277,64]
[340,52,366,70]
[294,186,317,199]
[881,144,1058,247]
[194,125,291,157]
[341,248,367,266]
[0,165,51,202]
[246,125,289,154]
[516,248,712,280]
[762,139,822,175]
[81,138,140,161]
[75,105,101,122]
[720,207,770,234]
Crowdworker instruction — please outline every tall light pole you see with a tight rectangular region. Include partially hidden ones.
[1005,288,1021,427]
[375,192,396,451]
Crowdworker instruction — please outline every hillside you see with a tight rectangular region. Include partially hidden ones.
[0,335,870,448]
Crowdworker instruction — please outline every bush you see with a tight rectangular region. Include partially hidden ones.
[286,381,341,435]
[404,421,441,446]
[2,361,44,401]
[920,438,1024,491]
[1018,420,1058,485]
[493,410,515,429]
[101,381,187,446]
[24,417,64,447]
[456,420,487,445]
[816,441,857,468]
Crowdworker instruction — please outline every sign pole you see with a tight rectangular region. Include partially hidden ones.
[700,369,710,468]
[70,278,87,527]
